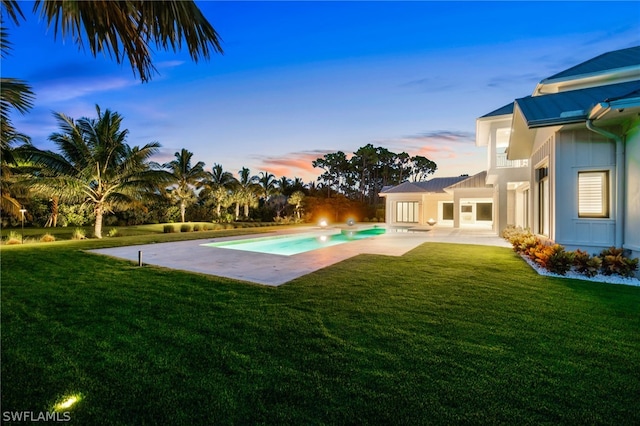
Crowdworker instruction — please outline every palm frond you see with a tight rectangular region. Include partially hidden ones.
[33,0,223,82]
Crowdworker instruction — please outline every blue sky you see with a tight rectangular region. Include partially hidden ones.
[4,1,640,183]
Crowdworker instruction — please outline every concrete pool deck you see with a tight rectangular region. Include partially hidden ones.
[88,227,510,286]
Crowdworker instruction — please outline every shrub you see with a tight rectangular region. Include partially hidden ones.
[201,224,210,231]
[163,224,175,233]
[40,233,56,243]
[545,245,575,275]
[180,224,192,233]
[107,228,119,237]
[5,231,22,245]
[193,224,201,231]
[71,228,86,240]
[600,247,639,277]
[573,249,602,277]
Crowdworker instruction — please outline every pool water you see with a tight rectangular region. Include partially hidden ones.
[202,227,386,256]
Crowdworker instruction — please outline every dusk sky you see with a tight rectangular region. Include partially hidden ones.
[4,1,640,183]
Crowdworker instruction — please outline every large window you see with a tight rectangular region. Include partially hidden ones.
[476,203,493,221]
[442,202,454,220]
[396,201,419,223]
[578,171,609,218]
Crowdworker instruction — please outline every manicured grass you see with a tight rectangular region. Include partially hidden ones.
[2,236,639,424]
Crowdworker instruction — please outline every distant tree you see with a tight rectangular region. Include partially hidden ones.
[258,171,277,201]
[288,190,305,220]
[312,151,351,197]
[409,155,437,182]
[163,148,208,222]
[230,167,258,219]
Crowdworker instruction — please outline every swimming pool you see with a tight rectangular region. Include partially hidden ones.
[202,227,386,256]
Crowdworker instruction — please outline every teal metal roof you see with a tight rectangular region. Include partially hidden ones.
[543,46,640,82]
[480,102,514,119]
[514,80,640,128]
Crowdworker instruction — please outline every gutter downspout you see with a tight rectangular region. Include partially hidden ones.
[585,118,625,247]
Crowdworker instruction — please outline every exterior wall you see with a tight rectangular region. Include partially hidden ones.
[423,194,454,226]
[624,119,640,263]
[382,193,455,226]
[554,128,616,252]
[484,117,530,233]
[530,132,556,238]
[452,188,495,228]
[382,193,423,225]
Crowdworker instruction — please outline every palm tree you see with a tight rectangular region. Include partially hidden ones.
[230,167,258,220]
[24,105,171,238]
[258,171,277,201]
[164,148,207,222]
[200,163,234,217]
[2,0,223,83]
[288,191,305,220]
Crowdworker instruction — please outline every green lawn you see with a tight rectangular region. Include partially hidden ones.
[2,232,639,425]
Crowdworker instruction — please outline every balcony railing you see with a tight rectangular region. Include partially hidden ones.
[496,152,528,168]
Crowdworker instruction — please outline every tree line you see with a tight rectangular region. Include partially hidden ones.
[312,145,437,204]
[0,1,438,237]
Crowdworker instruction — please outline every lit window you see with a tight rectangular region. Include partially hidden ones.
[396,201,419,223]
[578,171,609,218]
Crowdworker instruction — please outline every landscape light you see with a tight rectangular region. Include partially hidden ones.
[53,394,82,412]
[319,219,327,227]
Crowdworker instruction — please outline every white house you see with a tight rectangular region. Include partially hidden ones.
[381,46,639,263]
[379,173,494,228]
[477,46,640,259]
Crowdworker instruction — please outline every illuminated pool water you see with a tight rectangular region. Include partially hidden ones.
[202,227,386,256]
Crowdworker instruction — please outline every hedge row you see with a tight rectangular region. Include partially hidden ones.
[502,226,638,278]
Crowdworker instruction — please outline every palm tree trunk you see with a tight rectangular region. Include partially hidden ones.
[44,196,59,227]
[180,200,186,222]
[216,203,221,216]
[94,205,104,239]
[235,203,240,220]
[243,203,249,218]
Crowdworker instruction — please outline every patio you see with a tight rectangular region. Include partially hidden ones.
[89,227,510,286]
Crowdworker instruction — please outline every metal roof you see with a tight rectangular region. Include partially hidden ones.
[543,46,640,83]
[479,102,514,119]
[444,171,491,190]
[380,176,469,194]
[514,80,640,128]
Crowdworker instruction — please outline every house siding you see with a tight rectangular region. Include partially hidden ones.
[625,119,640,261]
[555,129,616,251]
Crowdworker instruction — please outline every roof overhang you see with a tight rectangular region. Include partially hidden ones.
[475,113,512,147]
[507,103,536,160]
[534,66,640,95]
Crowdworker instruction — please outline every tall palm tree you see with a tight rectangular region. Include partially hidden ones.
[201,163,235,217]
[2,0,223,83]
[24,105,171,238]
[230,167,258,219]
[258,171,277,201]
[163,148,207,222]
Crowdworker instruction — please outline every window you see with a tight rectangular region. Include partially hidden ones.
[442,203,454,220]
[461,205,472,213]
[578,171,609,218]
[476,203,492,221]
[396,201,419,223]
[537,166,549,236]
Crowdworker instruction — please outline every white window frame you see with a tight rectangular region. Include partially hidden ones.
[578,170,609,218]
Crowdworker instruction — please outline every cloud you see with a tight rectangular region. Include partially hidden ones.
[399,77,455,93]
[33,76,137,103]
[156,60,185,69]
[253,150,333,180]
